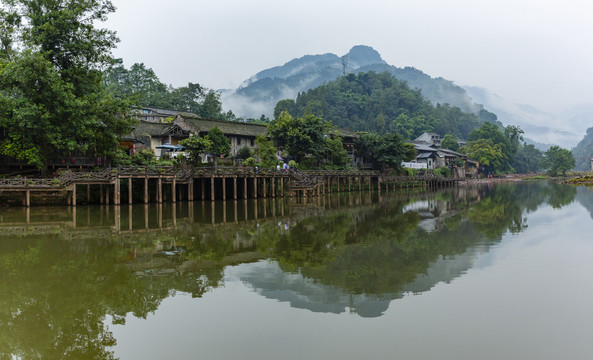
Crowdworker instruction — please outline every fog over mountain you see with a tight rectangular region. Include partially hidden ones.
[463,87,593,149]
[221,45,590,148]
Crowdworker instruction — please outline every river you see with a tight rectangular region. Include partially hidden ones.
[1,181,593,359]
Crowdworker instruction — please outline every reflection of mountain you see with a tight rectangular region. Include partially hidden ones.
[228,236,492,318]
[576,186,593,219]
[227,261,391,317]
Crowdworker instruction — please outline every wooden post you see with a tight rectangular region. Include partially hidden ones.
[26,190,31,207]
[158,177,162,203]
[233,177,237,200]
[201,178,205,200]
[87,184,91,204]
[72,184,77,206]
[106,185,110,205]
[188,178,194,201]
[114,178,120,205]
[128,178,133,204]
[100,184,104,204]
[243,176,248,199]
[272,176,276,197]
[211,176,215,201]
[144,177,148,204]
[172,178,176,203]
[254,175,258,199]
[280,177,284,197]
[222,177,226,201]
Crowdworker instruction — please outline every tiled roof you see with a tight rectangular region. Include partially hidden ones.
[131,121,184,136]
[175,114,268,137]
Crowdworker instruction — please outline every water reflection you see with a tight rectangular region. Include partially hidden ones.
[0,181,582,359]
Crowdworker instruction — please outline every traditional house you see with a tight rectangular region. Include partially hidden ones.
[412,143,440,169]
[173,113,268,157]
[135,108,180,123]
[415,132,442,147]
[129,121,190,159]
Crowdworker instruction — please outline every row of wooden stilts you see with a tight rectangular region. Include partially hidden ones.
[7,174,460,207]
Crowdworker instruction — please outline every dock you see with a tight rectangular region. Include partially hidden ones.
[0,166,463,207]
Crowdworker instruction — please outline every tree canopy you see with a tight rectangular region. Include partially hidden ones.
[461,122,525,174]
[355,132,416,171]
[267,111,349,169]
[104,62,236,121]
[543,146,575,176]
[274,71,496,140]
[0,0,135,169]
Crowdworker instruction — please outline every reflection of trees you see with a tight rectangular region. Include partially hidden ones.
[0,182,580,357]
[259,182,578,299]
[0,233,224,360]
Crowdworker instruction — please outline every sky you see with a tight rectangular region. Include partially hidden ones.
[105,0,593,120]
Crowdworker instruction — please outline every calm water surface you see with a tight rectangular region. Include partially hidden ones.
[2,182,593,359]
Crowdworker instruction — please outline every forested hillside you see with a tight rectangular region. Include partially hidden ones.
[274,71,498,140]
[572,127,593,171]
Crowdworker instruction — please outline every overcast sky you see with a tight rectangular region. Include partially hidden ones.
[106,0,593,114]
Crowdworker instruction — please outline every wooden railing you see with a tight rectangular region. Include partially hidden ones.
[0,166,459,190]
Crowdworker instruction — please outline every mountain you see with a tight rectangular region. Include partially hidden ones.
[572,127,593,171]
[221,45,589,149]
[222,45,484,120]
[462,86,590,149]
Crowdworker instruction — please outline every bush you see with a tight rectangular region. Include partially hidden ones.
[236,146,252,160]
[403,167,418,176]
[243,157,256,167]
[288,160,297,169]
[435,167,451,177]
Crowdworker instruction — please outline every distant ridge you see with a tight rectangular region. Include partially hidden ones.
[221,45,583,148]
[222,45,482,119]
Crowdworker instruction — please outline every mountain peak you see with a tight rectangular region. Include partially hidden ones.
[344,45,386,68]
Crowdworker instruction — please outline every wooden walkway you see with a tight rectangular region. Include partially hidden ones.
[0,166,463,206]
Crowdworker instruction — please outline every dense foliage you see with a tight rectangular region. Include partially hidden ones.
[543,146,575,176]
[0,0,135,169]
[459,122,540,174]
[268,111,350,169]
[355,133,417,171]
[274,71,496,141]
[104,62,236,121]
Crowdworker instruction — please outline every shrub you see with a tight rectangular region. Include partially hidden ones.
[243,157,256,167]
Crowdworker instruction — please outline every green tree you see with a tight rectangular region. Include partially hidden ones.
[356,133,416,171]
[207,127,231,160]
[441,134,459,151]
[0,0,134,170]
[460,139,504,174]
[254,135,278,168]
[179,135,212,165]
[513,144,543,174]
[268,111,330,165]
[235,146,252,160]
[323,135,351,169]
[543,146,575,176]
